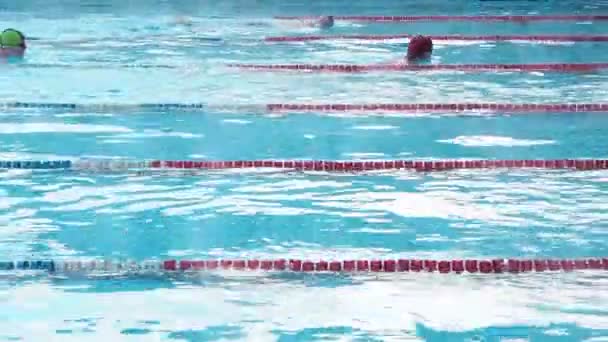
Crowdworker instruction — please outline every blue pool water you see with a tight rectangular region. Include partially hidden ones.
[2,0,608,340]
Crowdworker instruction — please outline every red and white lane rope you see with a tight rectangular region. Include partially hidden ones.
[3,258,607,274]
[4,102,608,114]
[146,159,608,172]
[266,103,608,113]
[274,15,608,22]
[265,34,608,42]
[3,159,608,172]
[231,63,608,73]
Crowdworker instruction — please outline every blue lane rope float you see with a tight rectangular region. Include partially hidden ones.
[0,160,72,169]
[16,63,179,69]
[2,102,207,110]
[0,260,55,272]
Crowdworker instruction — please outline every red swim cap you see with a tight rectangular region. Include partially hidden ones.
[407,35,433,61]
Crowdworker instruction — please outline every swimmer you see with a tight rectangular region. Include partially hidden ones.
[407,35,432,62]
[173,15,194,27]
[294,15,334,29]
[317,16,334,29]
[245,15,334,29]
[169,16,223,42]
[0,28,26,59]
[172,15,333,32]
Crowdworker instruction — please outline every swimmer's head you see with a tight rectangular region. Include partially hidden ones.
[319,16,334,29]
[0,29,26,58]
[1,29,26,48]
[174,16,193,27]
[407,35,432,61]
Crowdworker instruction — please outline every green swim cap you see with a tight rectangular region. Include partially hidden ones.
[1,29,25,48]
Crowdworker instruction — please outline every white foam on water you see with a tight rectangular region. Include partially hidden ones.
[4,272,608,340]
[342,153,387,159]
[222,119,252,125]
[101,129,203,139]
[348,228,401,234]
[438,135,556,147]
[351,125,399,130]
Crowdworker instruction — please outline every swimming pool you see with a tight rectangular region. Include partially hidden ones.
[2,0,608,340]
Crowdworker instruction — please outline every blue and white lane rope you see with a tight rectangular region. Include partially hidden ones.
[17,63,179,69]
[0,160,144,171]
[0,102,259,114]
[0,102,214,110]
[0,260,161,273]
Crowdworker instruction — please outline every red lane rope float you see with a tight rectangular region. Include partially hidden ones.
[265,34,608,42]
[148,159,608,172]
[163,258,608,273]
[231,63,608,73]
[1,159,608,172]
[274,15,608,22]
[265,103,608,113]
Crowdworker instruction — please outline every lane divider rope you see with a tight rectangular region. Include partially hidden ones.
[265,103,608,113]
[2,102,608,114]
[18,63,178,69]
[0,102,252,112]
[265,34,608,42]
[2,258,607,274]
[230,63,608,73]
[274,15,608,22]
[1,159,607,172]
